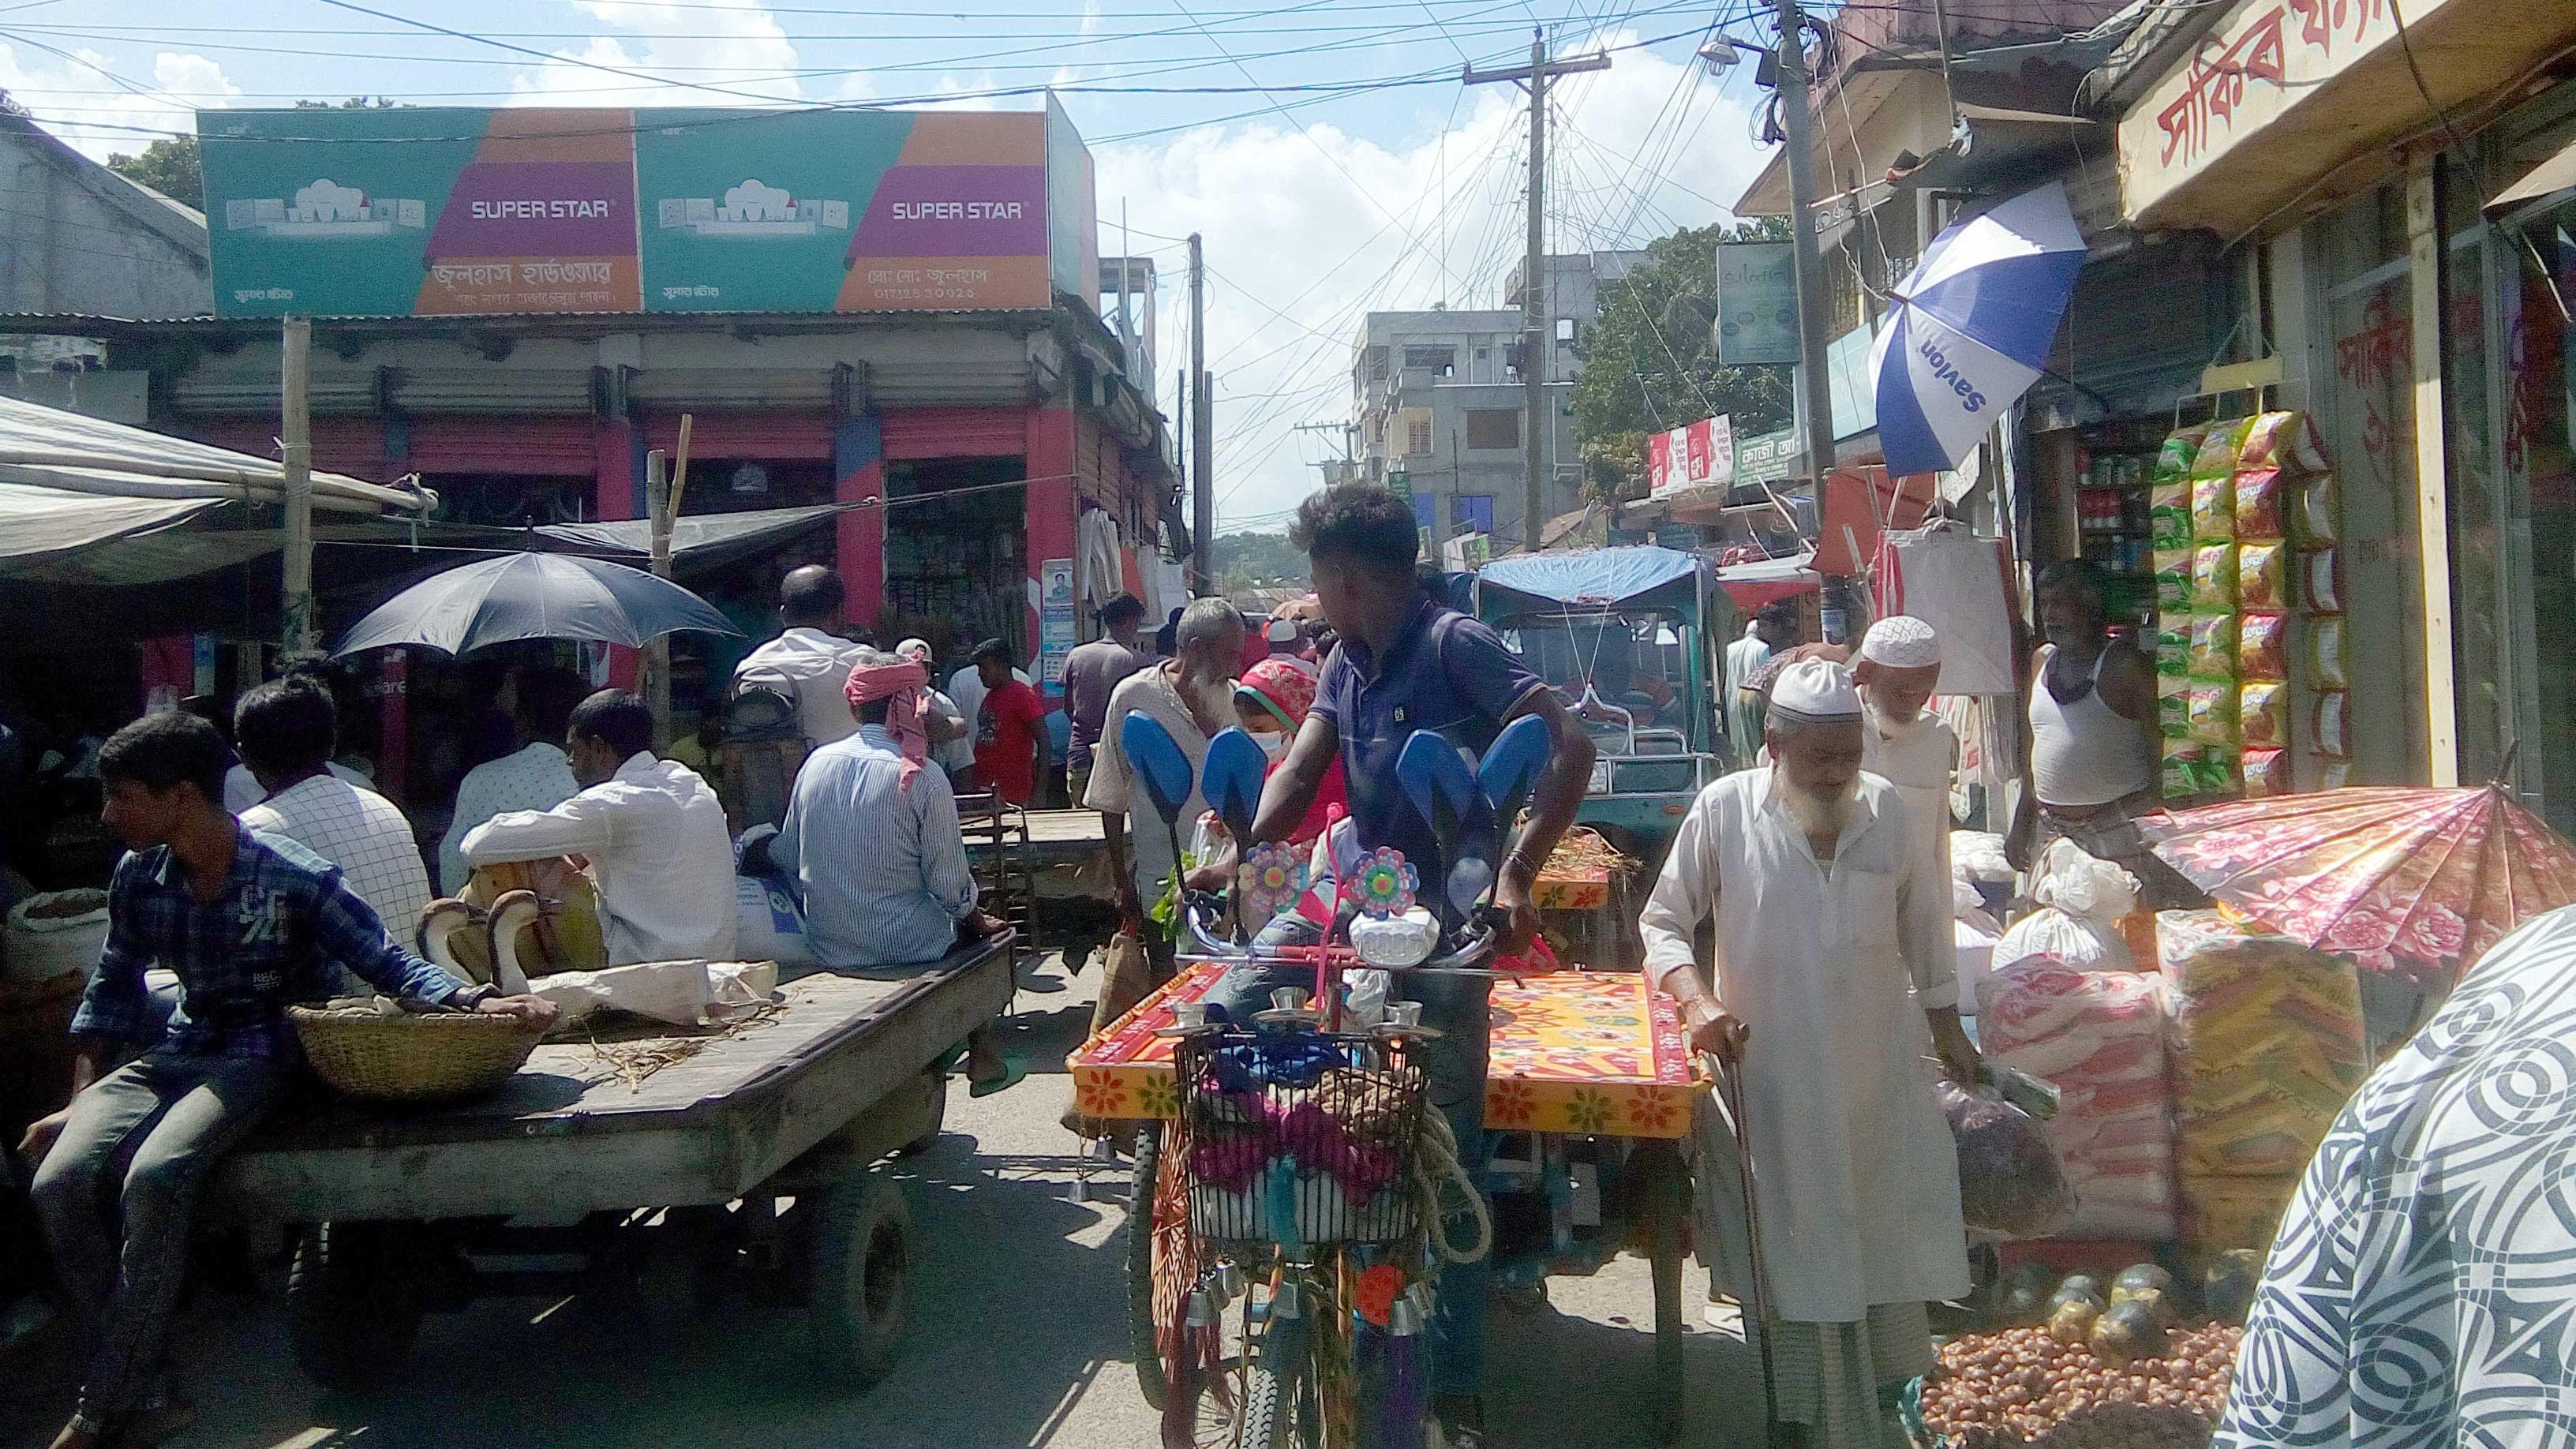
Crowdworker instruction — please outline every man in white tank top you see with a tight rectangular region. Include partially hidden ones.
[2010,561,2203,908]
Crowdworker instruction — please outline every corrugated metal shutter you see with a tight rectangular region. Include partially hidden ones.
[182,418,388,479]
[880,407,1028,459]
[408,417,601,476]
[627,369,837,410]
[387,367,597,415]
[642,411,833,461]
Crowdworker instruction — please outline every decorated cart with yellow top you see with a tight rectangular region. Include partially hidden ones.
[1073,962,1702,1441]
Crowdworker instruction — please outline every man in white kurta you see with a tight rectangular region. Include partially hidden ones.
[1854,615,1957,894]
[1639,658,1975,1448]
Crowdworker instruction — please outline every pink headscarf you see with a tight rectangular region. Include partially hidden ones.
[845,657,930,792]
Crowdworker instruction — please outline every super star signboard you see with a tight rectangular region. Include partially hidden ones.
[200,99,1098,317]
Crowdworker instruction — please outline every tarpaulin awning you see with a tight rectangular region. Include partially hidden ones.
[1714,550,1819,609]
[0,481,222,566]
[534,502,852,572]
[2487,137,2576,217]
[1477,545,1703,612]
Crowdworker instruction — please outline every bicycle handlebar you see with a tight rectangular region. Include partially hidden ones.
[1180,896,1503,975]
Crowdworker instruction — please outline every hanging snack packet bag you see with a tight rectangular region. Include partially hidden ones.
[2238,611,2290,682]
[2158,674,2192,735]
[2151,484,2193,549]
[2155,549,2196,612]
[2188,684,2239,746]
[2315,691,2352,759]
[2192,474,2236,543]
[2236,411,2331,474]
[2238,541,2286,609]
[2188,612,2239,680]
[2234,469,2286,541]
[2240,681,2287,747]
[2303,549,2342,612]
[2155,426,2209,487]
[2162,738,2207,798]
[2189,420,2246,479]
[2158,621,2192,678]
[2298,476,2340,544]
[2310,617,2349,689]
[2242,747,2290,797]
[2192,543,2239,607]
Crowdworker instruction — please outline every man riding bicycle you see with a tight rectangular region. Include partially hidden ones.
[1245,485,1596,1444]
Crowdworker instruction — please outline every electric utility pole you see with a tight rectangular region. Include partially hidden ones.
[1466,32,1608,554]
[1189,231,1213,593]
[279,316,315,657]
[1770,0,1855,640]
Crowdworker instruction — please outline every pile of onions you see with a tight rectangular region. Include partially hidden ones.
[1918,1322,2242,1447]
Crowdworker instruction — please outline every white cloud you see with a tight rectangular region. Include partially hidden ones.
[1099,37,1772,530]
[0,43,242,163]
[508,0,807,107]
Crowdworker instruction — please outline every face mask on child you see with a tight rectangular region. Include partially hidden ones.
[1256,732,1290,762]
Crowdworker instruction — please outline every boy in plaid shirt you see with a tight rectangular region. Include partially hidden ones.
[17,712,552,1449]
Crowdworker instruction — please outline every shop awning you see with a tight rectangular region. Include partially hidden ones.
[1477,545,1705,612]
[0,481,222,565]
[534,502,852,571]
[2487,137,2576,218]
[1714,550,1820,609]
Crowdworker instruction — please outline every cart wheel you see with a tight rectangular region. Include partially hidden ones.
[287,1222,425,1395]
[898,1069,950,1158]
[1125,1121,1196,1409]
[807,1168,913,1387]
[1633,1140,1689,1443]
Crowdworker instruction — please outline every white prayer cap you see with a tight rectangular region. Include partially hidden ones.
[1768,657,1863,723]
[1859,615,1941,670]
[894,637,933,664]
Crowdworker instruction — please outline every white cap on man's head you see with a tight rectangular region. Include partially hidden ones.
[1859,615,1941,670]
[894,637,933,664]
[1768,658,1863,723]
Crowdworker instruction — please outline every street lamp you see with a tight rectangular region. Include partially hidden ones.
[1695,35,1777,87]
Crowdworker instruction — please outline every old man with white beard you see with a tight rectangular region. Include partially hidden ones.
[1638,657,1977,1449]
[1853,614,1957,887]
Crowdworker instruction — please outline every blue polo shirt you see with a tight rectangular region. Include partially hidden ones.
[1310,599,1547,868]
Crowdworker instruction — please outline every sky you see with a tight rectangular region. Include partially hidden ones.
[7,0,1780,531]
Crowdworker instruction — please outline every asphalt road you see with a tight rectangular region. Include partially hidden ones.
[0,955,1763,1448]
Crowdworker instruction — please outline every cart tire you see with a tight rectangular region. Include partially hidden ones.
[807,1169,913,1387]
[1242,1312,1319,1449]
[898,1069,949,1158]
[1634,1140,1689,1443]
[1125,1121,1189,1409]
[287,1222,423,1395]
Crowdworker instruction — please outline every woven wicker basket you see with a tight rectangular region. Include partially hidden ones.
[289,1005,546,1103]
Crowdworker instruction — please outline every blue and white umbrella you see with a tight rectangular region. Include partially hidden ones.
[1869,181,2087,478]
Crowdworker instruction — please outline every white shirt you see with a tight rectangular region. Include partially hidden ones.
[927,687,973,773]
[1082,663,1213,905]
[1638,766,1968,1322]
[225,760,365,815]
[734,626,868,747]
[241,775,434,941]
[1721,627,1773,761]
[1861,698,1958,897]
[437,741,579,893]
[461,751,737,965]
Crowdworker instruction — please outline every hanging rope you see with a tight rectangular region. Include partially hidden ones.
[1408,1104,1492,1266]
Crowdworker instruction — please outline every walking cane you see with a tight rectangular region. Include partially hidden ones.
[1712,1050,1784,1448]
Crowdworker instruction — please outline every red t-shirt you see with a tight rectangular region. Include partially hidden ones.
[974,680,1048,806]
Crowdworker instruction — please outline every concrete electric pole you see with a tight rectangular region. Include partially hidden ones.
[279,316,315,658]
[1189,231,1213,593]
[1466,32,1608,555]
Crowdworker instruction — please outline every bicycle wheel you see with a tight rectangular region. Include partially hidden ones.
[1125,1121,1200,1409]
[1241,1305,1318,1449]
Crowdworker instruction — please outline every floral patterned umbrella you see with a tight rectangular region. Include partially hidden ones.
[2140,784,2576,989]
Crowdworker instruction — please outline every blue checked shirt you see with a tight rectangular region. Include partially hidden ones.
[70,822,474,1061]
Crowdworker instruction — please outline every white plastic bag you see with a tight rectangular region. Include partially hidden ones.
[732,875,818,966]
[1951,829,2015,885]
[532,959,778,1028]
[1954,917,1999,1016]
[6,889,107,984]
[1992,841,2138,972]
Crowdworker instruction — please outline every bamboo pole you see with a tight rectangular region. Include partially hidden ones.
[281,317,316,658]
[642,447,672,740]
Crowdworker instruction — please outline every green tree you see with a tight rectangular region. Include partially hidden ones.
[1570,216,1795,499]
[107,137,202,208]
[1211,530,1307,594]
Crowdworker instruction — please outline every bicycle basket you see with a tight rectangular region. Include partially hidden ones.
[1173,1028,1427,1248]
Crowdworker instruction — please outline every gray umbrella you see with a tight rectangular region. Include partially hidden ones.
[329,552,743,657]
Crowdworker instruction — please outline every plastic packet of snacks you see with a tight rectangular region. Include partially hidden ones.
[2233,468,2286,541]
[2189,420,2248,480]
[2158,623,2192,678]
[2155,426,2209,486]
[2235,411,2331,474]
[2237,541,2286,610]
[2242,747,2290,796]
[2187,684,2239,746]
[2188,612,2239,680]
[2238,611,2290,682]
[2240,681,2287,747]
[2155,549,2196,611]
[2151,484,2194,549]
[2310,617,2349,689]
[2162,738,2206,798]
[2298,476,2339,543]
[2192,543,2239,606]
[2159,675,2192,735]
[2314,691,2352,759]
[2303,549,2341,612]
[2192,474,2237,543]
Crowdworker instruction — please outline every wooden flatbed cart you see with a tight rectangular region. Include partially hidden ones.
[207,937,1016,1394]
[1070,964,1703,1440]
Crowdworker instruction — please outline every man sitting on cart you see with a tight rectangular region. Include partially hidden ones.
[19,712,554,1449]
[1247,483,1597,1447]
